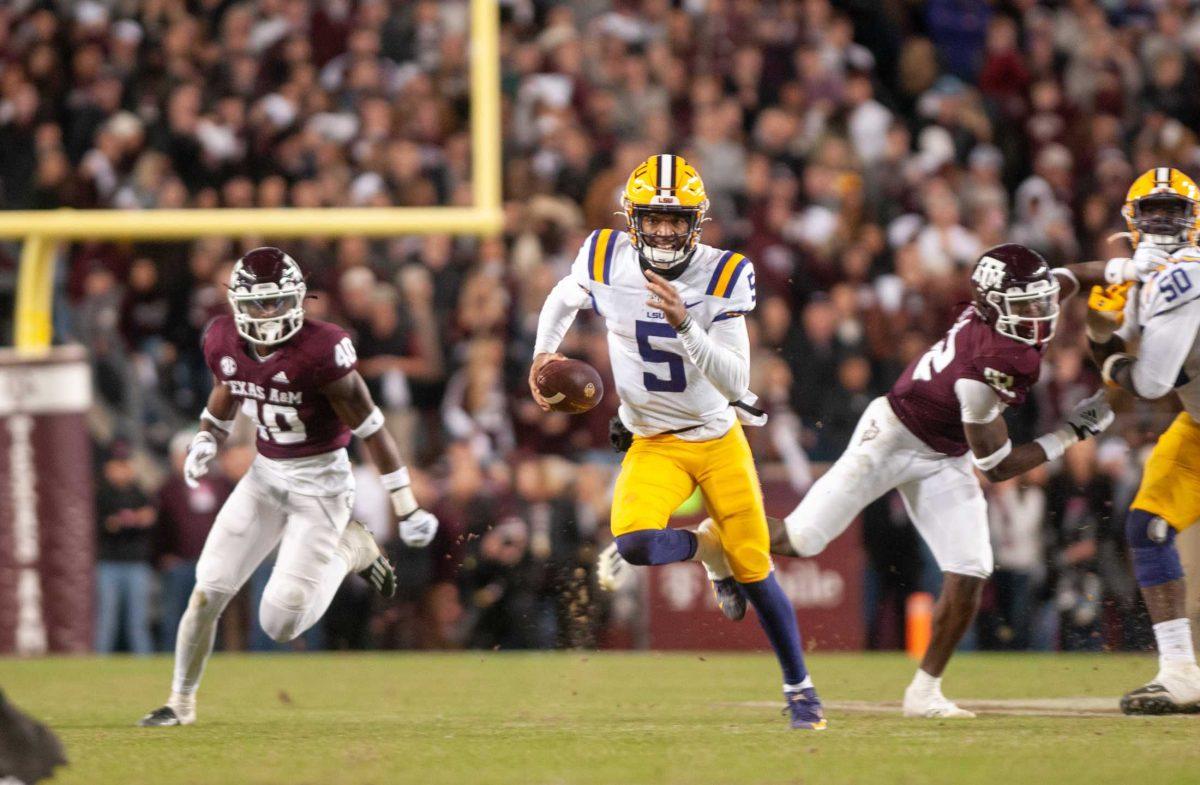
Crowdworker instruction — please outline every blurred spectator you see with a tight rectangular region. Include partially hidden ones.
[982,469,1048,651]
[153,431,231,651]
[94,441,157,654]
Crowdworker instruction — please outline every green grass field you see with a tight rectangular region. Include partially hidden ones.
[3,652,1197,785]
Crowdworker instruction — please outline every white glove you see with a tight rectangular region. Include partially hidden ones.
[1132,245,1172,280]
[183,431,218,489]
[1063,390,1115,441]
[597,540,634,592]
[398,508,439,548]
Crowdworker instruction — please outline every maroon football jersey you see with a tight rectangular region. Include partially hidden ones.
[203,315,357,459]
[886,308,1042,456]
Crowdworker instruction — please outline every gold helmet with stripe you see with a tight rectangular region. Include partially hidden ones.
[1122,167,1200,248]
[621,154,709,269]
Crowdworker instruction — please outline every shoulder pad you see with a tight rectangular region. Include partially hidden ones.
[1143,261,1200,318]
[1171,246,1200,263]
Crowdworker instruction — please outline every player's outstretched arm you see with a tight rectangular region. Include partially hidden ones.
[183,383,238,488]
[962,388,1114,483]
[1060,246,1173,296]
[530,275,591,410]
[322,370,438,547]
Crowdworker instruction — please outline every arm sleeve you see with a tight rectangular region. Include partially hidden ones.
[533,276,590,356]
[676,315,751,401]
[954,377,1006,424]
[1131,299,1200,398]
[1114,282,1140,343]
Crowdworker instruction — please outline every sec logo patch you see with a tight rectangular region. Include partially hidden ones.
[220,356,237,377]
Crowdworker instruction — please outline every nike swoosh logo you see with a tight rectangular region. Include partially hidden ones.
[684,301,703,309]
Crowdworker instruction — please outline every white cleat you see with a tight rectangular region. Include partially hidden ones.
[902,683,976,719]
[1121,661,1200,715]
[139,700,195,727]
[339,520,396,597]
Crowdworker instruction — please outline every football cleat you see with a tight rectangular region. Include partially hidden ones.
[783,688,827,730]
[902,681,976,719]
[138,705,194,727]
[1120,663,1200,715]
[340,520,396,598]
[711,577,746,622]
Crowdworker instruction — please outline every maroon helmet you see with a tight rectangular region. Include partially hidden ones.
[227,247,306,346]
[970,243,1060,346]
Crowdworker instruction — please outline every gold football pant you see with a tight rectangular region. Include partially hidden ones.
[610,421,771,582]
[1132,412,1200,531]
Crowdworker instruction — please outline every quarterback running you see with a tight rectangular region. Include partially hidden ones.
[528,155,825,729]
[139,247,438,727]
[1079,167,1200,714]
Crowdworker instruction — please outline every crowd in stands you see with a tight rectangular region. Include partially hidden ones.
[5,0,1199,654]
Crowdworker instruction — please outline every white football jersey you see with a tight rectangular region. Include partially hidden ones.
[569,229,757,440]
[1120,245,1200,420]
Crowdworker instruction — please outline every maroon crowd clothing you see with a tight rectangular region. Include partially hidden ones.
[886,307,1042,457]
[202,315,356,459]
[155,474,231,561]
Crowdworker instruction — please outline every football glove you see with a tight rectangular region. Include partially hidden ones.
[398,508,439,548]
[1085,283,1129,343]
[183,431,218,488]
[1063,390,1115,441]
[609,416,633,453]
[597,540,634,591]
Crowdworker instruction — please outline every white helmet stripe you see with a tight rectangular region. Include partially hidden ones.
[658,154,674,193]
[1157,167,1170,189]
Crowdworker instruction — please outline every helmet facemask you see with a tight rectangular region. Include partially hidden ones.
[624,202,705,269]
[1128,193,1196,248]
[986,278,1060,346]
[229,282,306,347]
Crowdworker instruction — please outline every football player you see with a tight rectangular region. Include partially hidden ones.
[627,245,1114,718]
[528,155,826,730]
[1078,168,1200,714]
[139,247,438,727]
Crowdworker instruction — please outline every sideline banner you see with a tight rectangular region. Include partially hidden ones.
[0,347,93,654]
[645,481,865,651]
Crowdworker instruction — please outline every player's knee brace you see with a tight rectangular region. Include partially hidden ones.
[615,529,697,566]
[1125,508,1184,588]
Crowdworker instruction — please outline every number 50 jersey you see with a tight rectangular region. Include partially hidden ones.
[886,307,1042,456]
[571,229,757,441]
[202,314,358,459]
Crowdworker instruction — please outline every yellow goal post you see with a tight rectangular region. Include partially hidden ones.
[0,0,502,354]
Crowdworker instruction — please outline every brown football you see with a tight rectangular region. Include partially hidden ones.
[536,359,604,414]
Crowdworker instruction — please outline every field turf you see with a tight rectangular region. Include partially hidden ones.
[3,652,1198,785]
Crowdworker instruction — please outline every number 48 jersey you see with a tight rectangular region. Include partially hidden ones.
[202,314,358,460]
[571,229,757,440]
[886,307,1042,456]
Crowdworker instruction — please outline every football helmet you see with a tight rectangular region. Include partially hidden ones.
[970,244,1060,346]
[227,247,307,347]
[621,154,709,269]
[1122,167,1200,249]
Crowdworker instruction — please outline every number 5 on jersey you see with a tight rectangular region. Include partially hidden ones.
[636,320,687,392]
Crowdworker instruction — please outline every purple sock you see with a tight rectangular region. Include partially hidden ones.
[614,529,698,565]
[739,573,807,686]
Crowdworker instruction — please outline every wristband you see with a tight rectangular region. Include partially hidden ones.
[379,466,411,491]
[970,439,1011,471]
[390,487,418,518]
[201,408,236,433]
[1034,427,1076,462]
[676,314,694,334]
[352,406,386,439]
[1101,352,1136,387]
